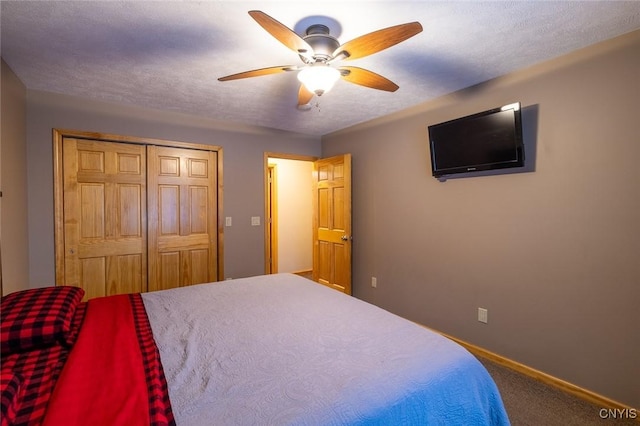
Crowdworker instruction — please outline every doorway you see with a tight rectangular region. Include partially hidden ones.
[264,153,316,277]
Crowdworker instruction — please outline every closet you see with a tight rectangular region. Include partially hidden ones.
[54,130,223,299]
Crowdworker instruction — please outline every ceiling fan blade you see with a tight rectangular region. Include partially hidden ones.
[218,66,297,81]
[248,10,314,62]
[298,84,315,106]
[338,66,399,92]
[332,22,423,61]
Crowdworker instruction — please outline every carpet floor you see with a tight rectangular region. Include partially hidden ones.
[478,357,637,425]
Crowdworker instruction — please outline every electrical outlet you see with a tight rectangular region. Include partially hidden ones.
[478,308,488,324]
[371,277,377,288]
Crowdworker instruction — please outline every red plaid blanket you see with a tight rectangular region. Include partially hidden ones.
[2,294,173,426]
[43,294,174,426]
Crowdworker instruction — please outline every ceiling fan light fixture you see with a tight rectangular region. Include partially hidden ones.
[297,64,340,96]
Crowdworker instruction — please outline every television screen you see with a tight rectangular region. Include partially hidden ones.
[428,103,524,178]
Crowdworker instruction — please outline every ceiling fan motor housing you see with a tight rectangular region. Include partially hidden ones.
[303,24,340,62]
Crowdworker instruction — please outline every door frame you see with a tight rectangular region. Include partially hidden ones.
[266,163,278,274]
[53,128,225,285]
[263,152,317,275]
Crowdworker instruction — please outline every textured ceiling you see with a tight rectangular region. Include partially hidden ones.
[2,1,639,136]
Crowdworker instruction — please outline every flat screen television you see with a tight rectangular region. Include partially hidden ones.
[428,102,524,178]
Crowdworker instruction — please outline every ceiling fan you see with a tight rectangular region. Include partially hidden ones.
[218,11,423,108]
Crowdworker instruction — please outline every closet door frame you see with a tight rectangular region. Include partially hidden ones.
[53,129,224,288]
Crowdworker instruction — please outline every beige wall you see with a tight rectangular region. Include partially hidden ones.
[322,31,640,408]
[17,88,320,287]
[1,60,29,295]
[268,158,313,273]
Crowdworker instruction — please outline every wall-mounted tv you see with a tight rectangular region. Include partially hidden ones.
[428,102,524,178]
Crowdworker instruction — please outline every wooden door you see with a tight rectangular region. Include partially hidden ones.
[147,146,219,291]
[312,154,352,294]
[62,139,147,299]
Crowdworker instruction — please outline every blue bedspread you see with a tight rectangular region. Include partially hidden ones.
[142,273,510,425]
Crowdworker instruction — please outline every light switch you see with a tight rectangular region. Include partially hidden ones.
[225,217,232,227]
[251,216,261,226]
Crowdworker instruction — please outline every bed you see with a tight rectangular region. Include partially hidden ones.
[1,273,510,425]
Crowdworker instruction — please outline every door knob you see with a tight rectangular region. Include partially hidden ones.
[341,235,350,241]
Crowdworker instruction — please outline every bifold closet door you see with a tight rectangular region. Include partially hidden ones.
[62,139,147,299]
[147,146,219,291]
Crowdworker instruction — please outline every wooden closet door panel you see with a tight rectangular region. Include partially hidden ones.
[63,139,147,298]
[148,146,218,291]
[158,252,181,290]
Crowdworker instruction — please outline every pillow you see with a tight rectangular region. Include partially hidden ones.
[1,286,84,355]
[1,372,24,426]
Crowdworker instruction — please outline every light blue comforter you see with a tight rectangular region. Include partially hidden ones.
[142,273,510,425]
